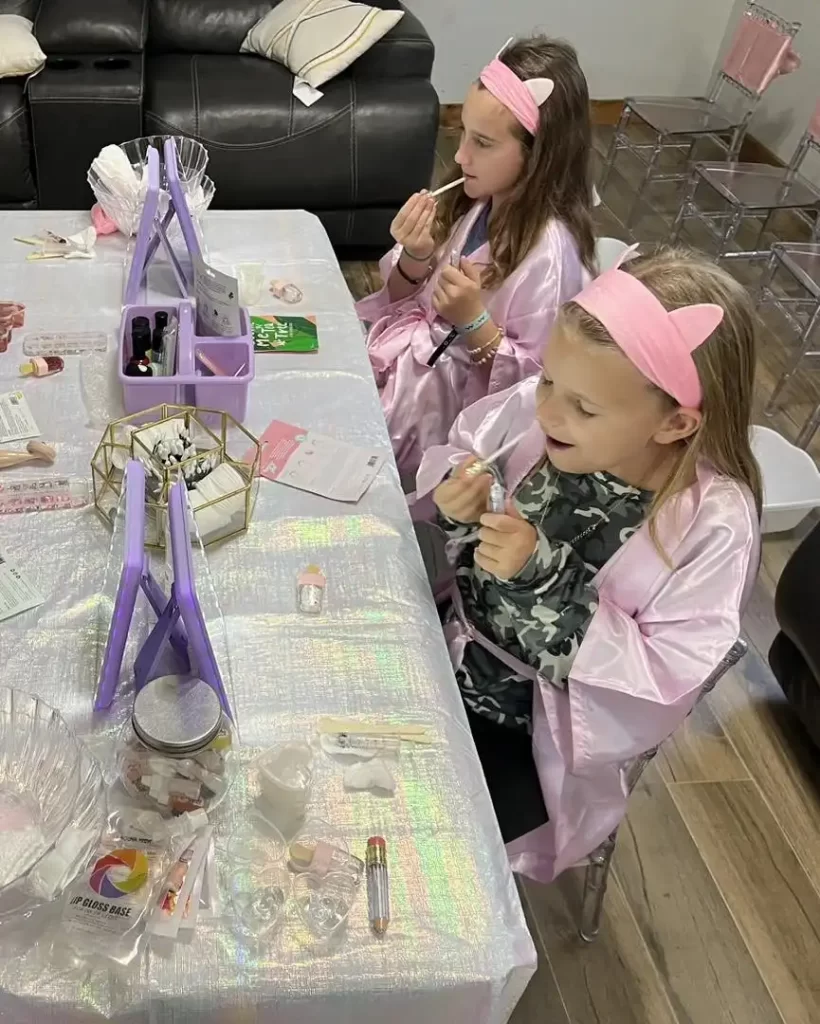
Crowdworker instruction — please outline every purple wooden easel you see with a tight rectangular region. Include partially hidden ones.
[123,138,204,306]
[95,459,232,718]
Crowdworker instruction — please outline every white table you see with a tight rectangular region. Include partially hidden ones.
[0,211,535,1023]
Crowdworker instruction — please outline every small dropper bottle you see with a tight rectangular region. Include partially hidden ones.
[20,356,64,378]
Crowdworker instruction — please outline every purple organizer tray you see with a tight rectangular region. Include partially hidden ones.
[120,138,254,420]
[119,300,254,419]
[95,459,232,718]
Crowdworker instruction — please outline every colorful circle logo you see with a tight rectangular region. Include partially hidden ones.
[89,848,149,899]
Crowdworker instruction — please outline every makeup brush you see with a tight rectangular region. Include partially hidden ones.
[428,177,466,198]
[463,431,529,477]
[0,440,57,470]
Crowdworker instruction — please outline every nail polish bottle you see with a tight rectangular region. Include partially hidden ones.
[124,359,153,377]
[131,316,151,361]
[19,356,64,378]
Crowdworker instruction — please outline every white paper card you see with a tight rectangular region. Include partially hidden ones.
[253,420,385,502]
[193,256,241,338]
[292,77,323,107]
[0,552,44,622]
[0,391,39,443]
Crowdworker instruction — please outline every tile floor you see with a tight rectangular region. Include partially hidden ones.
[342,123,820,1024]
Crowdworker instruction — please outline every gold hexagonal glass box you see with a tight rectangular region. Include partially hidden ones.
[91,404,261,548]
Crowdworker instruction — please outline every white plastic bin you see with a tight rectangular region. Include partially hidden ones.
[751,425,820,533]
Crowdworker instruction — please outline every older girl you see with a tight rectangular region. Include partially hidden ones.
[357,36,594,481]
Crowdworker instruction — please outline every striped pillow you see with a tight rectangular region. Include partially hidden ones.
[241,0,404,90]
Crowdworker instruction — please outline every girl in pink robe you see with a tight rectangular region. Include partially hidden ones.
[356,37,595,481]
[417,249,762,882]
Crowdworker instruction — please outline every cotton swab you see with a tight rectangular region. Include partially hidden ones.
[464,430,529,476]
[429,177,465,198]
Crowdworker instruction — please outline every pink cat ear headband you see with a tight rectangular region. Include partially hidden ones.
[479,38,554,136]
[573,246,724,409]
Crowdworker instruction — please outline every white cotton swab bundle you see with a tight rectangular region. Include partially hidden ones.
[429,177,465,198]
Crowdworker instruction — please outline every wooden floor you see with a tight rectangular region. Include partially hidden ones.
[342,125,820,1024]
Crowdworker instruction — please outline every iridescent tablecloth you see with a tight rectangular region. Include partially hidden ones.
[0,211,535,1023]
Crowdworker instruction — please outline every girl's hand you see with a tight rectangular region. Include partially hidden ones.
[474,503,537,580]
[390,192,437,258]
[432,258,484,328]
[433,457,492,524]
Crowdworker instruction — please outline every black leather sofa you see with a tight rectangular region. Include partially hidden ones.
[0,0,439,254]
[769,518,820,751]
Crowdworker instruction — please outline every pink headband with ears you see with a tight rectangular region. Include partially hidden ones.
[572,261,724,409]
[479,59,554,136]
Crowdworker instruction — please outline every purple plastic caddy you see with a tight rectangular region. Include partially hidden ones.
[119,138,254,420]
[95,459,232,719]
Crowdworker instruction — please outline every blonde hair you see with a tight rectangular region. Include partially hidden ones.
[561,246,762,549]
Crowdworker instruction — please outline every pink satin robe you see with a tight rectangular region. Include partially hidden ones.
[416,376,760,883]
[356,202,589,479]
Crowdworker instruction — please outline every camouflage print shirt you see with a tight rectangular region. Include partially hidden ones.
[441,461,651,732]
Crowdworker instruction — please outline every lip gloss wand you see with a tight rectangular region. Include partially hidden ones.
[366,837,390,937]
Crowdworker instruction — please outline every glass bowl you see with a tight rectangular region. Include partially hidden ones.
[87,136,211,237]
[118,135,208,189]
[0,689,91,902]
[0,744,106,922]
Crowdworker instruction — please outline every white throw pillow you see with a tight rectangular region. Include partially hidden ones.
[0,15,46,80]
[241,0,403,90]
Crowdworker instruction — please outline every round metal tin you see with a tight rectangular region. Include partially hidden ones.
[132,675,222,756]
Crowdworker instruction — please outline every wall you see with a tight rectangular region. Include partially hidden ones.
[404,0,735,102]
[713,0,819,169]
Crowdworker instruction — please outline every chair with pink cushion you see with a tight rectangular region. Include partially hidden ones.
[599,0,801,229]
[670,100,820,261]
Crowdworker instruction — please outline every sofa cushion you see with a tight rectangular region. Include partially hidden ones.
[145,53,437,211]
[240,0,403,90]
[148,1,276,53]
[0,15,44,78]
[34,0,149,54]
[0,79,36,203]
[147,0,432,78]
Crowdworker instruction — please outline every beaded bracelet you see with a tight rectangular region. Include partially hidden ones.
[470,329,503,365]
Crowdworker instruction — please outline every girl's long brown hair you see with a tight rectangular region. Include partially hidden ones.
[434,36,596,288]
[562,247,763,550]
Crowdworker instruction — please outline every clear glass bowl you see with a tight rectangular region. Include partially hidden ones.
[87,136,212,237]
[0,689,102,909]
[118,135,208,189]
[0,745,106,921]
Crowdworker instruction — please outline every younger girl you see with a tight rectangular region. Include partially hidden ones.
[356,36,595,481]
[417,248,761,882]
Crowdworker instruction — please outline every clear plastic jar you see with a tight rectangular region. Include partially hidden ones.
[118,675,236,815]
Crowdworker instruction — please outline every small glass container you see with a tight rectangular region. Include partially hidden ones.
[297,565,325,615]
[288,819,363,884]
[488,480,506,514]
[118,675,235,815]
[293,871,358,939]
[223,823,289,942]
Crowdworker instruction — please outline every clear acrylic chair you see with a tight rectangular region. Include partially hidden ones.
[599,1,801,228]
[578,638,748,942]
[670,101,820,259]
[758,240,820,447]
